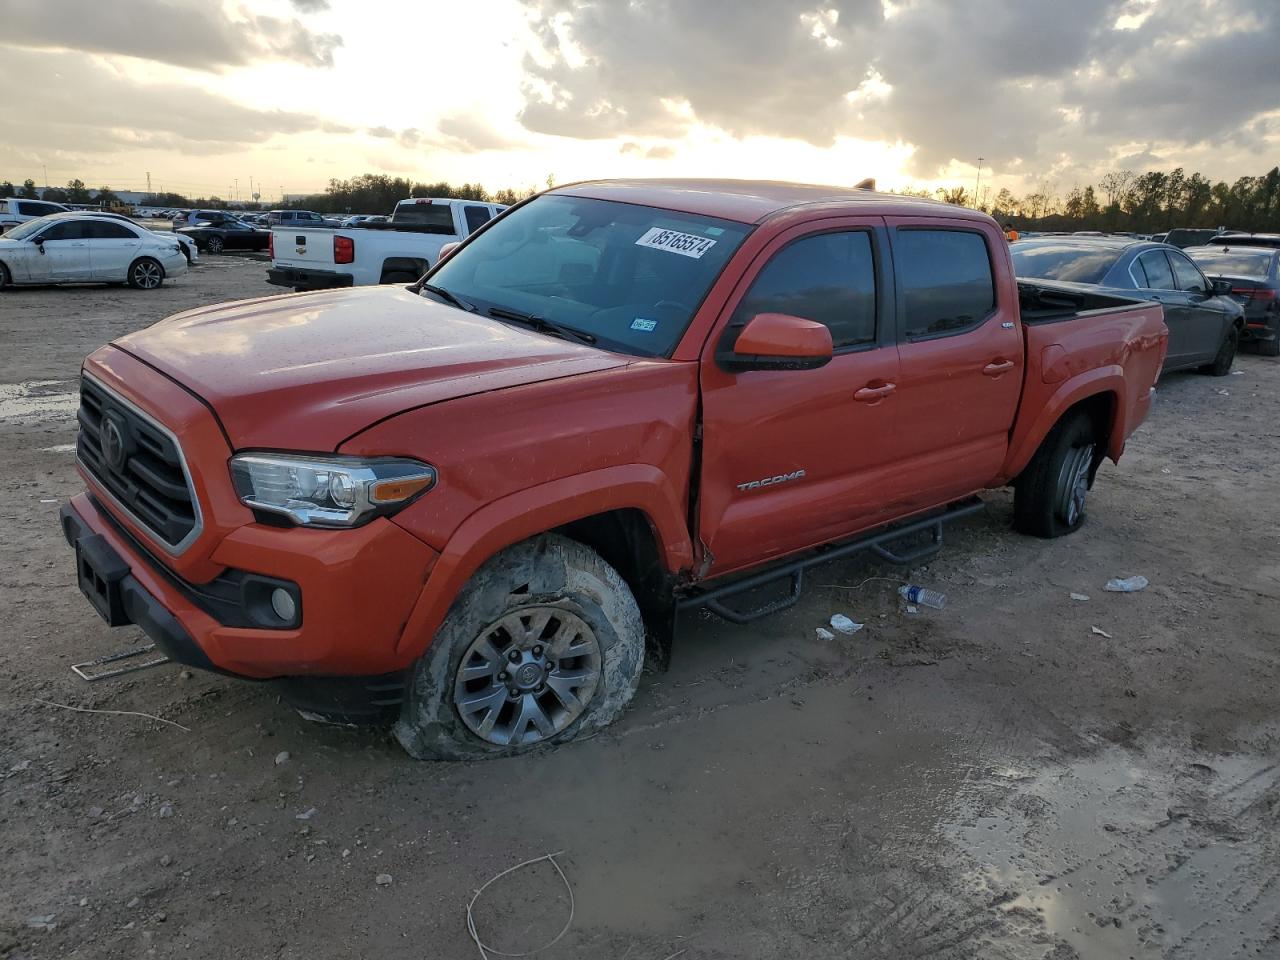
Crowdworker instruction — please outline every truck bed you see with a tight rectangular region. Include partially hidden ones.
[1017,279,1147,323]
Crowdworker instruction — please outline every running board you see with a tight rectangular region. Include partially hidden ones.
[72,643,171,682]
[679,498,985,625]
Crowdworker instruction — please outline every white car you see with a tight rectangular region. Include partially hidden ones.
[0,197,71,233]
[0,213,188,290]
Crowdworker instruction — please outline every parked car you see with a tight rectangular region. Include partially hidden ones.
[266,210,339,228]
[1185,243,1280,356]
[1163,228,1223,249]
[176,214,269,254]
[339,215,380,228]
[1012,237,1243,374]
[60,179,1167,757]
[1206,232,1280,249]
[0,197,71,233]
[1150,232,1168,244]
[266,198,506,291]
[0,212,187,289]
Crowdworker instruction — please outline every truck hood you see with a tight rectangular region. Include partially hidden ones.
[111,286,630,450]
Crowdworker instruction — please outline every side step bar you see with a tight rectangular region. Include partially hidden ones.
[678,498,985,625]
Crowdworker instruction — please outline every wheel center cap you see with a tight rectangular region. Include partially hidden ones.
[514,662,544,690]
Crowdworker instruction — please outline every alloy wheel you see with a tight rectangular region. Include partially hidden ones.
[133,261,162,289]
[1055,443,1094,527]
[453,605,602,747]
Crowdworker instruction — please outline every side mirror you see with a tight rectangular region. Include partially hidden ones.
[436,240,461,265]
[1211,278,1232,296]
[719,312,833,372]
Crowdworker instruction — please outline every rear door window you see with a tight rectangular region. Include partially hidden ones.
[87,221,137,240]
[1134,250,1175,290]
[732,230,878,349]
[464,205,492,234]
[896,229,996,338]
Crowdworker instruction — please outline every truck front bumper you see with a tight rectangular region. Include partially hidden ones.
[267,266,353,291]
[59,493,439,719]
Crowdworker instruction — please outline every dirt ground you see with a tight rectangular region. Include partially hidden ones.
[1,257,1277,960]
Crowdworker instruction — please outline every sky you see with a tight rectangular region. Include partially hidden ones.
[0,0,1276,204]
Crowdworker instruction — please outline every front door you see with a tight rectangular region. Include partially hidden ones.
[1131,249,1197,366]
[1167,247,1232,363]
[884,219,1024,512]
[698,218,903,576]
[35,221,93,280]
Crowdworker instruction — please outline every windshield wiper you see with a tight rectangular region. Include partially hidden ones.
[486,306,598,345]
[419,282,477,313]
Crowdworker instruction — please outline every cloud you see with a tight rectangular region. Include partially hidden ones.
[290,0,330,11]
[620,141,676,160]
[515,0,1280,179]
[0,0,343,70]
[0,47,345,167]
[435,115,525,153]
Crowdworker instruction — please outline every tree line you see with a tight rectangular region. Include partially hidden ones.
[0,172,543,213]
[923,166,1280,234]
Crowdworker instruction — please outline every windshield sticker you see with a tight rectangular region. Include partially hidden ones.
[631,318,658,332]
[635,227,717,259]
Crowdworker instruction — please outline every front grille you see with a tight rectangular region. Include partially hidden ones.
[77,376,199,551]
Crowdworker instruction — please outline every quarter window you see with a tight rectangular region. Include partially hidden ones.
[897,230,996,338]
[731,231,878,349]
[1135,250,1175,290]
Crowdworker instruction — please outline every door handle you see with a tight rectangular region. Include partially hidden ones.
[854,382,896,402]
[982,359,1016,376]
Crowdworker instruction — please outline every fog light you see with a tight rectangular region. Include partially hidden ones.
[270,588,297,623]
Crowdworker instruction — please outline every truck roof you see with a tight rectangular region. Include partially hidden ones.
[552,178,962,225]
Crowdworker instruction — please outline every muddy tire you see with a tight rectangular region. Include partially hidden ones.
[395,534,644,760]
[127,257,164,290]
[1013,411,1096,539]
[1203,327,1237,376]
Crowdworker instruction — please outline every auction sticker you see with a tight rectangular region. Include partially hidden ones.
[635,227,717,259]
[631,318,657,332]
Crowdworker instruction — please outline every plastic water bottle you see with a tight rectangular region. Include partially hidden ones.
[899,584,946,609]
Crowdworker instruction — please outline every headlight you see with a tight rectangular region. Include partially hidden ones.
[230,453,435,527]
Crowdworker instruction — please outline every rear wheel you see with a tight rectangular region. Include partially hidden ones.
[206,235,224,254]
[395,535,645,760]
[127,258,164,290]
[1257,335,1280,358]
[0,262,9,290]
[1203,327,1238,376]
[1014,412,1097,539]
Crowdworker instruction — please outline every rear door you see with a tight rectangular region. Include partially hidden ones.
[36,221,93,280]
[1130,249,1196,366]
[698,217,903,574]
[85,221,142,279]
[1167,248,1232,362]
[884,219,1023,512]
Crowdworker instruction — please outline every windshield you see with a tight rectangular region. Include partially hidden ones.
[1185,247,1273,279]
[3,215,56,241]
[426,195,751,357]
[1011,242,1123,285]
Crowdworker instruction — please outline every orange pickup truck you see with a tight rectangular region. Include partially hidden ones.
[60,180,1167,758]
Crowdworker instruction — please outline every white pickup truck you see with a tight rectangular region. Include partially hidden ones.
[266,197,506,291]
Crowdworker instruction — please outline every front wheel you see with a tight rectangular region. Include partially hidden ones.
[127,257,164,290]
[395,535,645,760]
[1014,412,1097,539]
[1203,327,1238,376]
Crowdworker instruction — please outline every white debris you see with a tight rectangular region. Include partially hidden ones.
[1091,626,1113,639]
[1105,575,1148,593]
[295,807,317,821]
[375,873,393,886]
[815,627,836,642]
[829,614,864,635]
[1070,592,1090,601]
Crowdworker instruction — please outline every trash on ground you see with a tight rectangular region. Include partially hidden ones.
[467,851,574,959]
[899,584,946,609]
[1070,592,1090,601]
[829,614,864,635]
[1105,575,1148,593]
[1092,626,1113,638]
[815,627,836,642]
[295,807,317,821]
[1214,388,1230,396]
[274,751,290,766]
[375,873,393,886]
[26,914,56,932]
[906,604,919,615]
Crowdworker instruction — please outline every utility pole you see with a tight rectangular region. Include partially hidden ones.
[42,164,49,191]
[234,178,239,203]
[974,157,984,209]
[146,171,151,194]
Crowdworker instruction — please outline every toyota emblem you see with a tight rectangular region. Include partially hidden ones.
[101,415,127,472]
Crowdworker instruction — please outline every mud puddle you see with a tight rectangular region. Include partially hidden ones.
[0,379,78,425]
[947,741,1280,958]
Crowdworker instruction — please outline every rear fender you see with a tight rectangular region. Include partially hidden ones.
[1002,367,1126,481]
[394,464,692,659]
